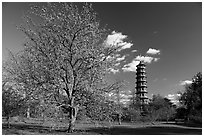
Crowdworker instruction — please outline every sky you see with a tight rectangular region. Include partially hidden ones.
[2,2,202,104]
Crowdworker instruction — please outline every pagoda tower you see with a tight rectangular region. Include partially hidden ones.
[136,61,148,115]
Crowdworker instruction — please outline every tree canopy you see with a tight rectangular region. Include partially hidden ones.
[3,3,130,132]
[179,72,202,123]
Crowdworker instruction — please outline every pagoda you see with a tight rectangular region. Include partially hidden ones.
[136,61,148,115]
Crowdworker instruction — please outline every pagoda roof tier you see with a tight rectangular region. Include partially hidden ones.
[136,75,147,77]
[136,80,147,82]
[136,85,147,87]
[136,91,148,94]
[136,77,147,79]
[136,70,146,72]
[136,67,146,69]
[136,73,146,75]
[136,87,147,90]
[136,81,147,83]
[136,75,147,78]
[136,69,146,71]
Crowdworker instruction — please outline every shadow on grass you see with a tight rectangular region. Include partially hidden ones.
[3,123,52,135]
[2,123,90,135]
[162,122,202,128]
[2,123,202,135]
[86,126,202,135]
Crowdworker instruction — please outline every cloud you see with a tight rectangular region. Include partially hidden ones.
[109,68,119,74]
[106,31,126,45]
[154,58,160,62]
[116,55,126,62]
[115,62,120,66]
[165,93,181,105]
[108,90,133,106]
[153,78,158,82]
[120,42,133,50]
[146,48,160,55]
[166,94,175,99]
[177,93,182,97]
[105,31,133,51]
[163,78,167,81]
[153,31,158,34]
[180,80,192,85]
[122,60,140,72]
[135,55,154,63]
[115,54,121,58]
[122,55,160,72]
[135,55,160,63]
[131,49,137,53]
[120,90,132,94]
[120,91,133,105]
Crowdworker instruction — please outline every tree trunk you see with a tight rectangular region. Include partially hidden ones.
[41,112,45,123]
[27,107,30,118]
[118,113,122,125]
[67,106,79,133]
[166,115,169,123]
[6,115,10,128]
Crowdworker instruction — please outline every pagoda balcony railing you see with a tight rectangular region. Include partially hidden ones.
[136,83,147,87]
[137,83,147,87]
[137,69,146,72]
[137,78,147,82]
[136,79,147,82]
[140,95,148,99]
[136,87,147,90]
[136,75,147,78]
[140,100,148,104]
[137,90,148,93]
[136,78,147,82]
[136,92,148,95]
[136,71,146,74]
[137,65,146,69]
[137,73,146,77]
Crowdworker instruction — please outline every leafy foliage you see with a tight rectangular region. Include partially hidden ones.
[179,72,202,123]
[148,94,176,122]
[3,2,127,132]
[126,94,176,123]
[2,82,25,122]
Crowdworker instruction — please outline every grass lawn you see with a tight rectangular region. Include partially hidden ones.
[2,121,202,135]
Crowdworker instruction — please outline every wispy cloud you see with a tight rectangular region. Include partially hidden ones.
[105,31,133,51]
[165,93,181,105]
[153,78,158,82]
[122,55,160,72]
[135,55,155,63]
[163,78,167,81]
[154,58,160,62]
[131,49,137,53]
[180,80,192,85]
[146,48,160,55]
[122,60,140,72]
[120,42,133,50]
[116,55,126,62]
[153,31,158,34]
[108,90,133,105]
[109,68,119,74]
[115,62,120,66]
